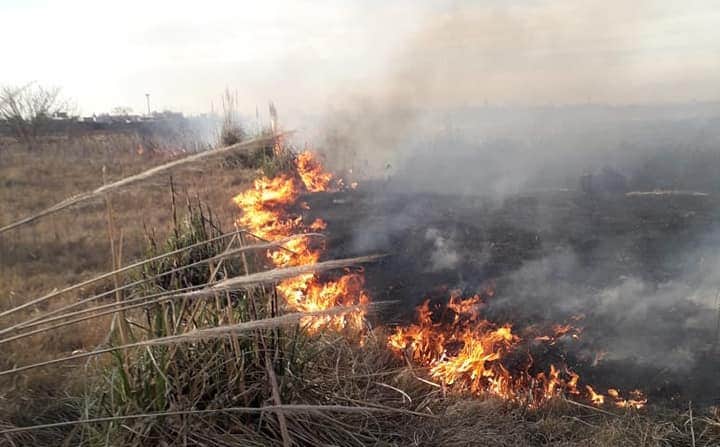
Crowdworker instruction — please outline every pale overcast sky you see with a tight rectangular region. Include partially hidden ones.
[1,0,719,116]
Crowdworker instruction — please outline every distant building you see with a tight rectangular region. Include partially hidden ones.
[51,111,70,120]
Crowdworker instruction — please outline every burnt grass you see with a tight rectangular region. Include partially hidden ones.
[304,184,720,408]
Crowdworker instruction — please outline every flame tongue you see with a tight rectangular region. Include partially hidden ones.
[233,151,366,331]
[296,151,333,192]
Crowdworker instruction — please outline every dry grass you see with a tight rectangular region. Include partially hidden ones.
[0,132,259,423]
[0,133,279,234]
[6,329,716,446]
[2,133,720,447]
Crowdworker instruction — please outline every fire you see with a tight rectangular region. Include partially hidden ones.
[279,273,371,331]
[233,151,367,331]
[607,388,647,409]
[232,148,647,409]
[296,151,333,192]
[388,290,646,408]
[586,385,605,405]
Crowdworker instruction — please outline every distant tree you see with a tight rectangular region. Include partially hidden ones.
[0,83,72,150]
[111,106,133,116]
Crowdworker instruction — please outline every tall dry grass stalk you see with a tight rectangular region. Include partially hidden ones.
[102,165,129,354]
[0,230,241,320]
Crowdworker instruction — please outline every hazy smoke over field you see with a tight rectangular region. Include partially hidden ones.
[492,246,720,370]
[314,3,720,195]
[308,2,720,394]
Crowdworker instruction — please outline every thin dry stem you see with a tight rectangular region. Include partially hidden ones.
[0,303,385,377]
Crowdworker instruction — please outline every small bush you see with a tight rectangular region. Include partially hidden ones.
[219,89,245,146]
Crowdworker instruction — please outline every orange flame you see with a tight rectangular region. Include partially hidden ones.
[388,291,646,408]
[296,151,333,193]
[607,388,647,409]
[233,151,367,331]
[586,385,605,405]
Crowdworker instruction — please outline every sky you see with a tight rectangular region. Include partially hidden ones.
[1,0,719,117]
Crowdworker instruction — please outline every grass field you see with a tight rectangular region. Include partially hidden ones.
[2,133,720,446]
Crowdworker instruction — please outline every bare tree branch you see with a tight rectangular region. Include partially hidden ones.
[0,83,71,150]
